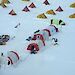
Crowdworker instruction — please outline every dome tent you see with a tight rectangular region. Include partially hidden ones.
[7,51,20,65]
[27,40,44,52]
[34,30,50,41]
[32,33,45,46]
[45,25,58,35]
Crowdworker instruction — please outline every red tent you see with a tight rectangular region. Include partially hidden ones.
[56,6,63,12]
[22,6,30,12]
[29,2,36,8]
[9,9,17,15]
[27,43,39,51]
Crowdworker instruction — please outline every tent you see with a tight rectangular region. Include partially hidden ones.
[34,30,50,41]
[42,29,50,40]
[50,19,66,26]
[7,51,19,65]
[43,0,50,5]
[9,9,17,15]
[27,43,39,51]
[37,13,47,19]
[22,6,30,12]
[46,10,56,15]
[32,34,45,46]
[35,30,50,41]
[1,0,10,4]
[43,29,51,36]
[69,13,75,18]
[29,2,36,8]
[27,40,44,52]
[70,3,75,8]
[0,2,7,8]
[46,25,58,35]
[55,6,63,12]
[27,25,59,52]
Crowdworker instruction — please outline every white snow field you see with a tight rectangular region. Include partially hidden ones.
[0,0,75,75]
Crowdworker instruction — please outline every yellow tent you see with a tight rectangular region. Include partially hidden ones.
[70,3,75,8]
[1,0,10,4]
[37,13,47,19]
[69,13,75,18]
[0,2,7,8]
[46,10,56,15]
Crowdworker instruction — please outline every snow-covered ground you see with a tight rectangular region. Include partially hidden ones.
[0,0,75,75]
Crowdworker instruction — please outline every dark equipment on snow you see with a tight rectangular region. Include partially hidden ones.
[2,35,10,42]
[34,30,40,34]
[8,60,10,65]
[26,36,32,41]
[1,53,3,56]
[52,38,58,45]
[14,23,20,28]
[0,35,10,45]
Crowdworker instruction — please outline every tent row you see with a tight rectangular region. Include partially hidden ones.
[0,22,66,66]
[69,2,75,18]
[0,25,59,66]
[0,0,64,17]
[8,2,36,15]
[8,5,63,16]
[26,25,59,54]
[0,0,50,8]
[22,0,50,5]
[37,6,64,19]
[26,19,66,53]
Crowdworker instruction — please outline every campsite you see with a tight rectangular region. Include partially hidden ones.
[0,0,75,75]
